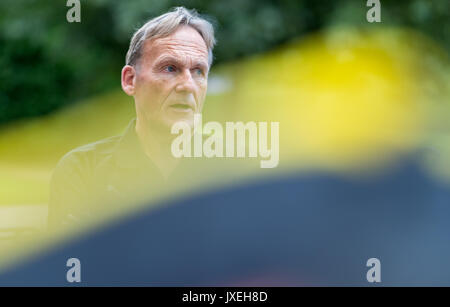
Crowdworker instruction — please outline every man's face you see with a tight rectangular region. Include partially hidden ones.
[132,25,209,132]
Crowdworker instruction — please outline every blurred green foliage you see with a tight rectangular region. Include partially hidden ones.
[0,0,449,125]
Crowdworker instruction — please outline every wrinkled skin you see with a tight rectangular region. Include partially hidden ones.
[122,25,209,133]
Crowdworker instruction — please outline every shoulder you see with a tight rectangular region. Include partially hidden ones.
[52,134,122,180]
[51,118,137,183]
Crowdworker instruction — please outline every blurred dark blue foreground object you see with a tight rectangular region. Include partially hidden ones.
[1,158,450,286]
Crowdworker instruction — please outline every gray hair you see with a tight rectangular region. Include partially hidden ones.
[125,7,216,68]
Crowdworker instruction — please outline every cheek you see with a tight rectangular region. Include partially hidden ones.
[198,82,207,102]
[136,74,171,101]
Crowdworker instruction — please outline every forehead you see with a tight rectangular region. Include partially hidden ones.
[141,26,209,66]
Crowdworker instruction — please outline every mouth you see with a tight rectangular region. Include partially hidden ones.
[169,103,194,113]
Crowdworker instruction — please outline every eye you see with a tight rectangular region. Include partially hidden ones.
[164,65,176,72]
[194,68,204,76]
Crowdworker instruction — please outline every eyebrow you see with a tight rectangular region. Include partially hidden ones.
[154,56,208,70]
[193,61,208,71]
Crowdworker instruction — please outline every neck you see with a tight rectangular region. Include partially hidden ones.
[135,117,180,180]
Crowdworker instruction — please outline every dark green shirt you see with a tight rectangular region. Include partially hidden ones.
[48,118,179,228]
[49,117,255,229]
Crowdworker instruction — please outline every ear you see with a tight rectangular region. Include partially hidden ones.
[121,65,136,96]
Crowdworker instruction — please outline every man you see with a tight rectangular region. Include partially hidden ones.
[48,7,216,229]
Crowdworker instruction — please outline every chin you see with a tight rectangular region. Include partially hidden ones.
[164,116,194,130]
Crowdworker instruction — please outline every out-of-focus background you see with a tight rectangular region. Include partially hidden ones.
[0,0,449,282]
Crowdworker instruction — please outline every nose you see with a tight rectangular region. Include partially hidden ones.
[175,69,196,94]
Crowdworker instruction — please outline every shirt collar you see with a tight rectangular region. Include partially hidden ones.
[113,118,157,171]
